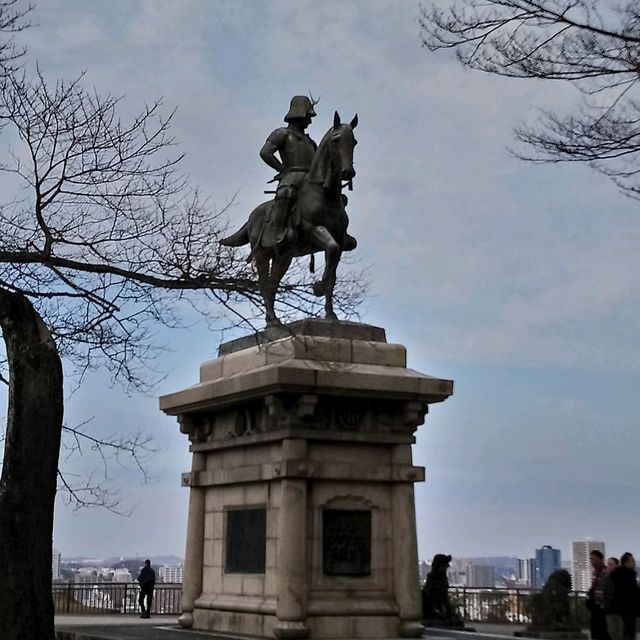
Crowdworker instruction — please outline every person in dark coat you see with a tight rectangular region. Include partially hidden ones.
[604,552,638,640]
[136,559,156,619]
[587,550,610,640]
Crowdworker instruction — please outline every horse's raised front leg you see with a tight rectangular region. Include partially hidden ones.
[306,224,341,321]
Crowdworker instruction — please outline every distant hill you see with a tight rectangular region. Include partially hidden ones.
[62,554,184,568]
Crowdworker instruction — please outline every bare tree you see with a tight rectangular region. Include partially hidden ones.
[0,287,63,640]
[0,69,364,640]
[419,0,640,198]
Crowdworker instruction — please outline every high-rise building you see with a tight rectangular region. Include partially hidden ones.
[466,564,495,588]
[113,568,133,583]
[572,540,605,592]
[517,558,535,587]
[447,558,469,586]
[534,545,561,588]
[418,561,430,584]
[52,548,61,582]
[158,564,184,584]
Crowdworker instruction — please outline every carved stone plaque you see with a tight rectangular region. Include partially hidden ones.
[225,507,266,574]
[322,508,371,576]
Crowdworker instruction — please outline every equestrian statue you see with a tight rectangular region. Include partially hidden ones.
[221,95,358,326]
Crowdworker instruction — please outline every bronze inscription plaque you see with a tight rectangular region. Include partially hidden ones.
[225,507,266,574]
[322,508,371,576]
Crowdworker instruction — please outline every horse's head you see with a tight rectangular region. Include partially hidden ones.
[308,112,359,192]
[330,111,358,182]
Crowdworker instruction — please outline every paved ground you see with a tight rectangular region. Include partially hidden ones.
[56,616,179,627]
[474,624,527,635]
[55,616,234,640]
[423,624,589,640]
[56,627,218,640]
[53,618,536,640]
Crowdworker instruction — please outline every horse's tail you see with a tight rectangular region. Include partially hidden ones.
[220,222,250,247]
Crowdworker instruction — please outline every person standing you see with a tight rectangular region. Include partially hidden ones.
[136,559,156,619]
[608,558,620,573]
[587,550,610,640]
[604,552,638,640]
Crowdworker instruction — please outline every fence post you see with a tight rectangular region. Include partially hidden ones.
[66,583,71,614]
[124,584,128,614]
[463,587,467,621]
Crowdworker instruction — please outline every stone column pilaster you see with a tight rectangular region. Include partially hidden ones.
[391,445,424,638]
[178,450,206,629]
[274,439,309,639]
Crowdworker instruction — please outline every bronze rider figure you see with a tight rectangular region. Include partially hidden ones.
[260,95,318,248]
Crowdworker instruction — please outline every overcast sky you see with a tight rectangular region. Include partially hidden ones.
[7,0,640,563]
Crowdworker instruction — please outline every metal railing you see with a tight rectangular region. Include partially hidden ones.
[53,582,589,624]
[52,582,182,615]
[449,586,590,625]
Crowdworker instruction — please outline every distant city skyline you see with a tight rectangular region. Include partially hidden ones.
[55,543,628,592]
[54,538,635,566]
[56,554,185,585]
[421,542,613,591]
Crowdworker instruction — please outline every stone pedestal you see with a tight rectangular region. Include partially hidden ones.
[160,320,453,639]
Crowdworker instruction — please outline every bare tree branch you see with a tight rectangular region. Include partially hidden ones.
[54,418,158,514]
[57,469,131,515]
[419,0,640,197]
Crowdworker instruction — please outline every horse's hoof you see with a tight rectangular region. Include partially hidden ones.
[312,281,325,297]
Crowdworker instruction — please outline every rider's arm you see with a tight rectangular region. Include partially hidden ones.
[260,129,286,173]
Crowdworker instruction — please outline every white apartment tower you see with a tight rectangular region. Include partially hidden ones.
[52,548,61,581]
[517,558,535,587]
[572,540,605,592]
[158,564,184,584]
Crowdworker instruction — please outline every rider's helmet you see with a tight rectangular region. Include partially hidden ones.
[284,96,317,122]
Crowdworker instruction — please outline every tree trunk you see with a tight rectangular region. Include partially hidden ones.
[0,289,63,640]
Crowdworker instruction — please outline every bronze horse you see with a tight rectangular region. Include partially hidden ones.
[221,111,358,326]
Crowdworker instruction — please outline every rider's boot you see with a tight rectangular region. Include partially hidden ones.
[264,197,291,248]
[278,226,295,246]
